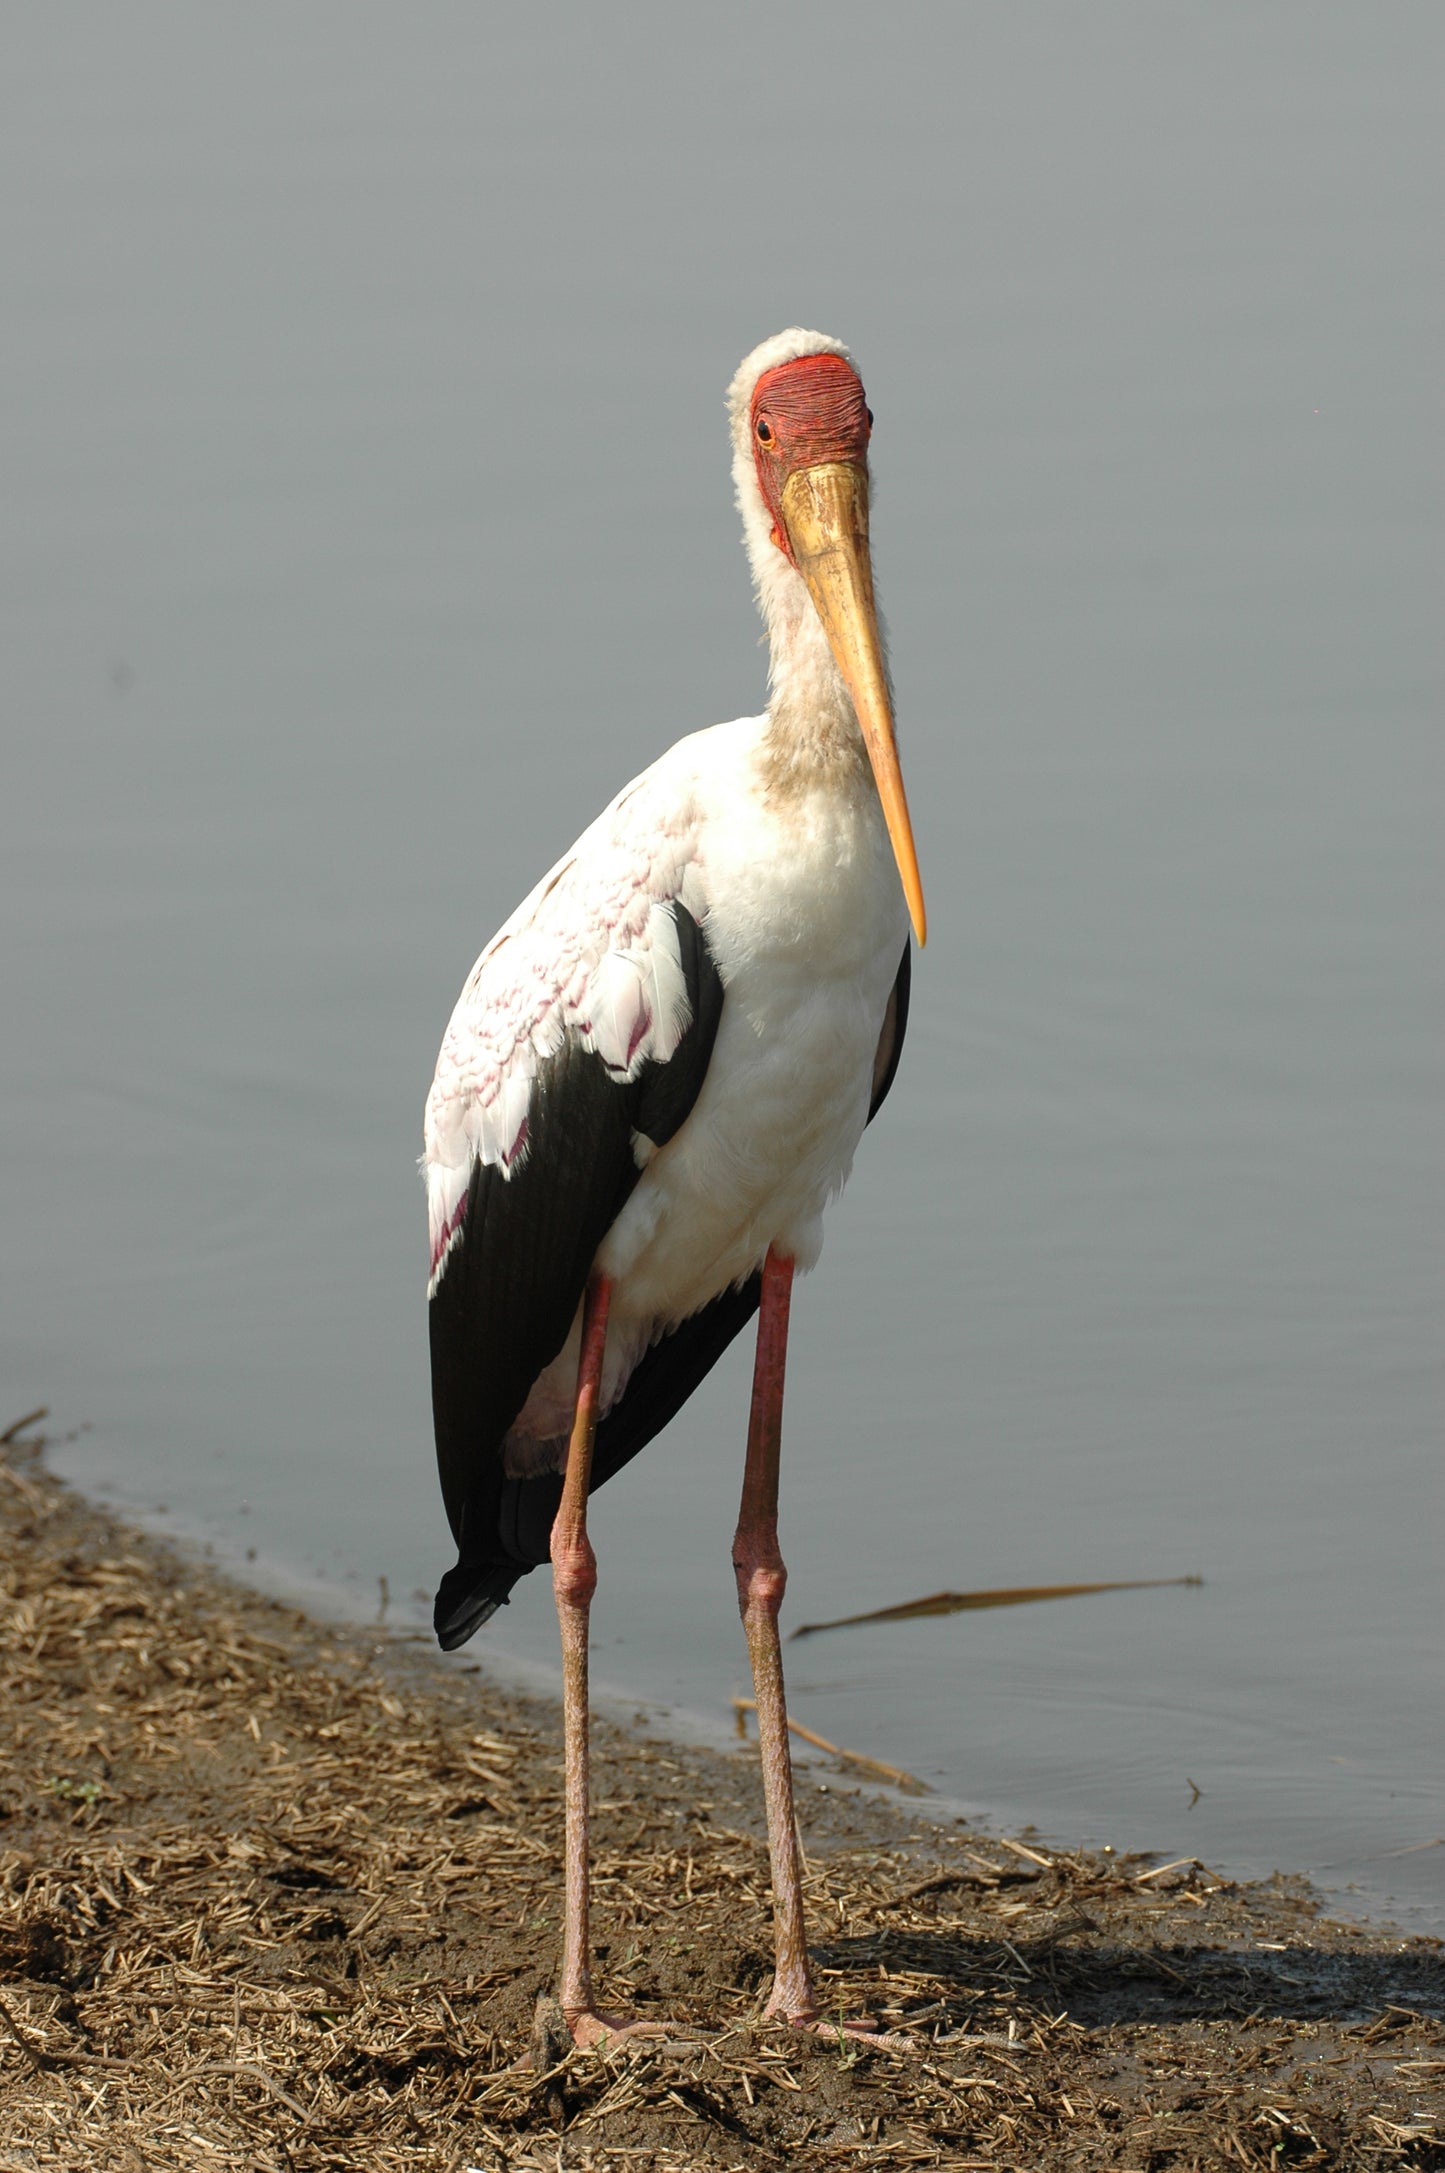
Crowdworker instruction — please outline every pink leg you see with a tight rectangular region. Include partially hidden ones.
[732,1248,818,2022]
[552,1273,609,2029]
[552,1275,667,2051]
[733,1249,914,2050]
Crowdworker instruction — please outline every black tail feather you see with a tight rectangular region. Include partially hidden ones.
[434,1558,528,1651]
[431,1270,763,1650]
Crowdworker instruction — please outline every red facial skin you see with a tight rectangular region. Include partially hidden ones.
[750,355,872,563]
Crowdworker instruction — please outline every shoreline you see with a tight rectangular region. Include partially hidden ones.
[59,1455,1440,1948]
[56,1449,1438,1951]
[1,1416,1440,2169]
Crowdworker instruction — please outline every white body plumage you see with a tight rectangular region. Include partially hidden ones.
[424,711,908,1466]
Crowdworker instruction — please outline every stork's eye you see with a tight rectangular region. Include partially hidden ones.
[755,417,774,445]
[865,407,874,429]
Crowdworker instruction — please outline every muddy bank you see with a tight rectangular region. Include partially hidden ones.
[0,1416,1440,2170]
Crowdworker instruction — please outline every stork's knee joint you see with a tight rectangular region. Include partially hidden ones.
[736,1560,787,1618]
[552,1539,597,1612]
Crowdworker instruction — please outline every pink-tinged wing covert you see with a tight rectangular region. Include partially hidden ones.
[423,772,706,1295]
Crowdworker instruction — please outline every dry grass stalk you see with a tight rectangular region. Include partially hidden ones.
[728,1697,925,1791]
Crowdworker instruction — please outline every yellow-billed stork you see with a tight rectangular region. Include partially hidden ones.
[423,328,925,2046]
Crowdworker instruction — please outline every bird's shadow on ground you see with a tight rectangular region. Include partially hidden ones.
[813,1927,1445,2032]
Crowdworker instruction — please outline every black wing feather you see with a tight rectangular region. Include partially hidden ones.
[869,939,910,1121]
[430,902,724,1647]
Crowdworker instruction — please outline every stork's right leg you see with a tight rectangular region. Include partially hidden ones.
[552,1273,608,2034]
[552,1274,667,2051]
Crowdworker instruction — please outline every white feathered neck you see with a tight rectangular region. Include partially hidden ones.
[726,328,887,789]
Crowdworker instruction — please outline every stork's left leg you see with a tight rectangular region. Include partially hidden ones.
[733,1247,911,2048]
[732,1247,817,2022]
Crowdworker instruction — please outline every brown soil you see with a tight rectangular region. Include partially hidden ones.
[1,1414,1440,2170]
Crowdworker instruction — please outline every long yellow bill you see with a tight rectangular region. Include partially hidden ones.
[781,461,927,947]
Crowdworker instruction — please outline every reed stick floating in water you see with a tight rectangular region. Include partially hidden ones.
[790,1575,1202,1639]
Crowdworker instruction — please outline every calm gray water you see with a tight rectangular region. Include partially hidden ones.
[3,7,1440,1930]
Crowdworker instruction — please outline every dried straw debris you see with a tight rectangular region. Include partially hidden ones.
[1,1418,1440,2170]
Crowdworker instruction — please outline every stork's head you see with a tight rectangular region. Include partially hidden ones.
[728,329,926,947]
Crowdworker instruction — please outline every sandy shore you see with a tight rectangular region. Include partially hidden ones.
[0,1413,1440,2170]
